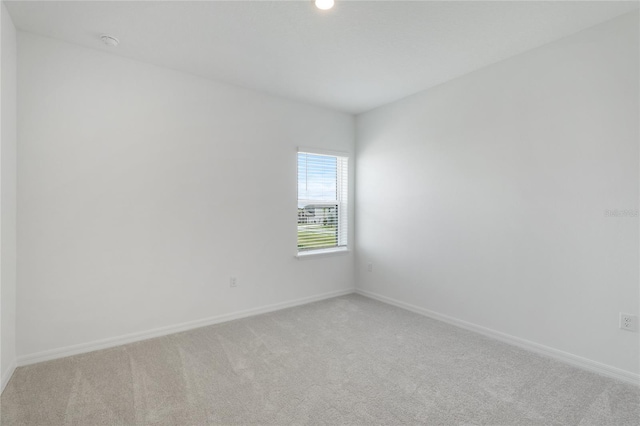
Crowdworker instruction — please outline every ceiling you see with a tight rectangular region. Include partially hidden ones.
[5,1,639,114]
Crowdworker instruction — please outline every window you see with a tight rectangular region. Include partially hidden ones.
[297,150,348,254]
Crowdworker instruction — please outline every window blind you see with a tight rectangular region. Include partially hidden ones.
[297,151,348,252]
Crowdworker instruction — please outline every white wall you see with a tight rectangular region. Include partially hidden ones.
[1,1,18,391]
[356,12,639,377]
[17,33,355,360]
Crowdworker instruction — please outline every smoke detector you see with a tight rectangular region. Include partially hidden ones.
[100,34,119,47]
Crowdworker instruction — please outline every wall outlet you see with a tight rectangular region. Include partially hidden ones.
[619,313,637,332]
[230,277,237,288]
[367,262,373,272]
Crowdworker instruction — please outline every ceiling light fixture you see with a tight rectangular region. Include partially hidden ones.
[315,0,334,11]
[100,34,119,47]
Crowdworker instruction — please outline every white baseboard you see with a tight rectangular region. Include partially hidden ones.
[1,359,17,394]
[18,288,356,367]
[356,288,640,387]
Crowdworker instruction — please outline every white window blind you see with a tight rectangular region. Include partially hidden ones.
[297,150,348,253]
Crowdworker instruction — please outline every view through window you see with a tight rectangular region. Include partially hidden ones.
[297,151,348,253]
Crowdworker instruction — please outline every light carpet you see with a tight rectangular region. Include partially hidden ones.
[1,294,639,425]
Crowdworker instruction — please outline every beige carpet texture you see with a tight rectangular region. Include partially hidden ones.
[1,294,639,425]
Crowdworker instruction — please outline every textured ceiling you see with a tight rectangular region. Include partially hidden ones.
[5,1,639,114]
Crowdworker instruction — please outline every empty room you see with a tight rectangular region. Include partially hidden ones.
[1,1,639,424]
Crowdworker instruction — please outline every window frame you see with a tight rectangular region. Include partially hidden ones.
[296,147,349,258]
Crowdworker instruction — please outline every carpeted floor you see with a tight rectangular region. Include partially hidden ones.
[1,294,639,425]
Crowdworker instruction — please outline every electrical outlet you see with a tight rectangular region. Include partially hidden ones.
[619,313,637,332]
[367,262,373,272]
[230,277,237,288]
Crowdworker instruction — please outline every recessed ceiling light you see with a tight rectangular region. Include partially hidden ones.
[100,34,119,47]
[315,0,334,11]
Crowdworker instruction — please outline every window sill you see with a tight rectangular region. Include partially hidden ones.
[296,247,350,260]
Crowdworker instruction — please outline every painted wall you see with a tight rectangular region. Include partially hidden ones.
[17,33,355,359]
[1,1,18,391]
[356,12,639,376]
